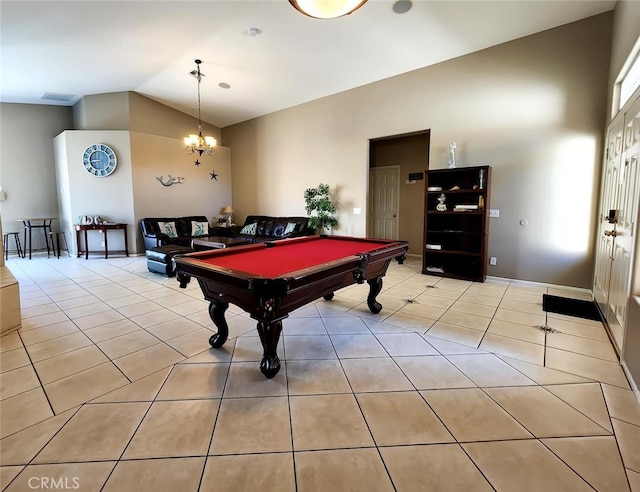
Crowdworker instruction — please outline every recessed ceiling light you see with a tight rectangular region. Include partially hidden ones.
[219,82,231,89]
[392,0,412,14]
[245,27,261,37]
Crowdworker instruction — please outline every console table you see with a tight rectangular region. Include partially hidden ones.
[74,223,128,259]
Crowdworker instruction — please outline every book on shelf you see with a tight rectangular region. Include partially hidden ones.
[427,186,442,191]
[426,266,445,273]
[425,244,442,250]
[454,204,478,211]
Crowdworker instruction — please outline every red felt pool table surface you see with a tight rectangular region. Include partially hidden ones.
[195,236,392,277]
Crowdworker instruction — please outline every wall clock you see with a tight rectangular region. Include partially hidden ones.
[82,143,117,177]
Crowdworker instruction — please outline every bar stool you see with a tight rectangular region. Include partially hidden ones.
[48,231,69,258]
[3,232,24,260]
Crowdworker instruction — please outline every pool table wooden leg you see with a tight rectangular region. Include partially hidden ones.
[367,277,383,314]
[257,320,283,379]
[208,300,230,348]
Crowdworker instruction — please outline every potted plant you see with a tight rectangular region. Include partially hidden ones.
[304,183,338,233]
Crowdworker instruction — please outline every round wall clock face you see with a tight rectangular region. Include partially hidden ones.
[82,144,117,177]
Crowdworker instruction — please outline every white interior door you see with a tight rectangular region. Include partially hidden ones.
[608,97,640,350]
[594,113,624,317]
[369,166,400,240]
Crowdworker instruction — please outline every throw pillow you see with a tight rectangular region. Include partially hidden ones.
[158,221,178,238]
[191,221,209,237]
[284,222,297,234]
[240,222,258,235]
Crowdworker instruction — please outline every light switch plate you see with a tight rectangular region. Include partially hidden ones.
[489,209,500,218]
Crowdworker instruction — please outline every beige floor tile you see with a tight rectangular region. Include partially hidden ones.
[462,440,592,492]
[341,357,413,392]
[628,468,640,490]
[0,466,23,490]
[546,332,618,361]
[412,292,456,309]
[157,363,228,400]
[92,367,171,403]
[493,307,545,327]
[439,310,491,331]
[290,304,321,318]
[485,386,611,438]
[357,391,454,445]
[542,436,630,491]
[0,387,54,439]
[446,354,536,387]
[72,309,126,330]
[546,347,629,388]
[398,302,447,320]
[547,312,603,326]
[547,288,592,301]
[34,345,108,384]
[283,317,327,335]
[97,330,160,359]
[82,319,141,343]
[502,290,543,304]
[394,355,475,389]
[114,342,184,380]
[422,335,486,354]
[4,461,115,492]
[64,301,112,320]
[145,317,203,341]
[201,453,295,492]
[323,316,370,334]
[545,383,613,432]
[230,335,264,362]
[545,317,610,342]
[364,319,413,334]
[19,321,79,345]
[129,308,182,329]
[499,298,545,315]
[479,332,545,365]
[223,361,287,397]
[507,283,548,295]
[25,332,93,363]
[466,284,507,298]
[449,300,497,318]
[20,303,60,319]
[331,334,389,359]
[0,365,40,400]
[283,335,337,360]
[497,355,593,385]
[0,409,76,466]
[380,444,494,492]
[426,321,485,347]
[33,402,149,463]
[487,319,545,344]
[612,418,640,471]
[180,342,235,363]
[438,279,472,292]
[295,448,394,492]
[458,292,502,307]
[382,311,436,331]
[290,393,374,450]
[602,384,640,426]
[44,362,130,413]
[116,300,162,318]
[19,312,69,331]
[123,399,218,458]
[419,286,462,300]
[169,299,210,316]
[105,293,147,309]
[374,332,438,356]
[210,397,291,455]
[0,332,23,353]
[103,457,204,492]
[423,388,532,441]
[165,327,217,357]
[286,359,351,395]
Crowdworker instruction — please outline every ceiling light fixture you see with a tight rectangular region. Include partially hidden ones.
[289,0,367,19]
[184,59,216,156]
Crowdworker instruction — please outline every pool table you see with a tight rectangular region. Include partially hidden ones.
[175,235,409,378]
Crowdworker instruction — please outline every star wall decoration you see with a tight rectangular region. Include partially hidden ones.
[194,159,201,167]
[210,170,218,181]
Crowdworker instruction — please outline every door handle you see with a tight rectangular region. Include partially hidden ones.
[604,230,619,237]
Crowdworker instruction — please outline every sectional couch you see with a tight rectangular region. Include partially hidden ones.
[139,215,211,251]
[213,215,315,243]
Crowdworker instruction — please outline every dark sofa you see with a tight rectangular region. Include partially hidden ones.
[140,215,211,250]
[214,215,315,243]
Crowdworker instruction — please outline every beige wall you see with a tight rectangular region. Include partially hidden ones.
[223,13,613,288]
[0,103,74,249]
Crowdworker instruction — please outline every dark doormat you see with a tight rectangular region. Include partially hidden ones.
[542,294,601,322]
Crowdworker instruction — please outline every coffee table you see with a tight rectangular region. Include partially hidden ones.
[191,236,249,251]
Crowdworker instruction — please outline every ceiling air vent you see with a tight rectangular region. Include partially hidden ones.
[41,92,75,102]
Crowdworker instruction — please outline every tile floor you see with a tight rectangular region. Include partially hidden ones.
[1,253,640,491]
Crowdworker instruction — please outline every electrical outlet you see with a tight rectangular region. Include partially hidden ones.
[490,257,497,265]
[489,209,500,218]
[101,241,105,247]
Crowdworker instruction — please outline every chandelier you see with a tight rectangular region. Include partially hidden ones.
[289,0,367,19]
[184,59,217,156]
